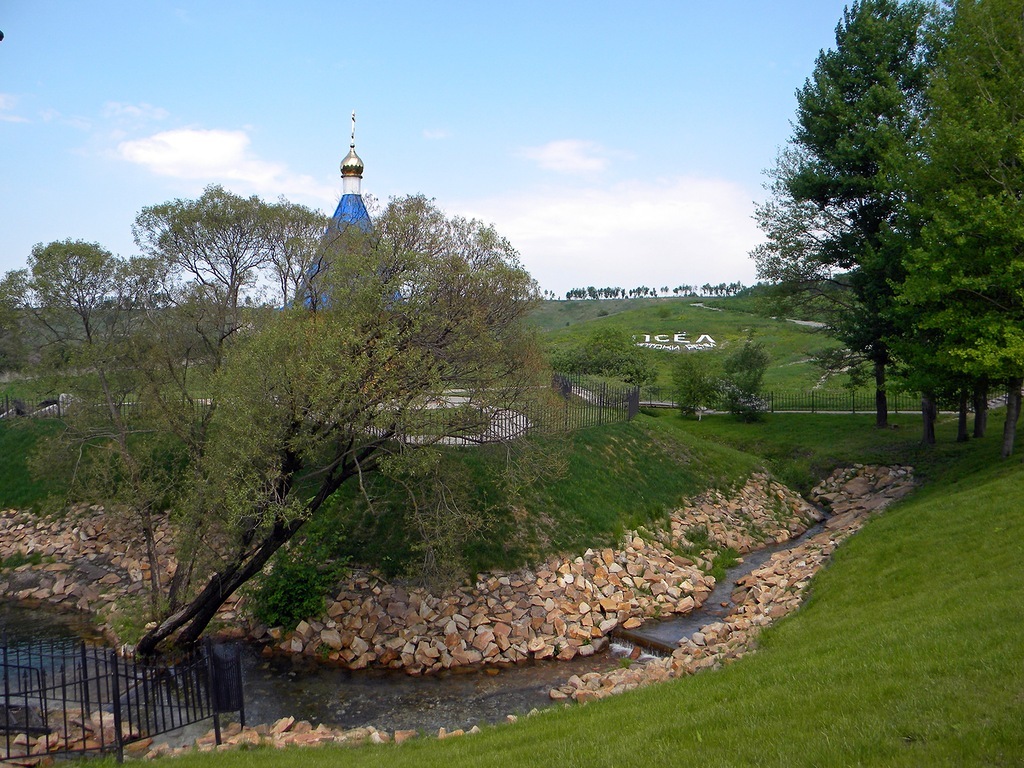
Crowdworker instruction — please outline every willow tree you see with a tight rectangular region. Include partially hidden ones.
[18,191,541,652]
[134,194,541,652]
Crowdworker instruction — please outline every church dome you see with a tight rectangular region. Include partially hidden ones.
[340,146,364,177]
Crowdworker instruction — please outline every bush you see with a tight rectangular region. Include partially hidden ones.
[249,523,348,629]
[550,327,656,387]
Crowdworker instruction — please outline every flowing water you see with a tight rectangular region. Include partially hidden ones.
[0,600,620,736]
[1,524,824,737]
[615,521,826,652]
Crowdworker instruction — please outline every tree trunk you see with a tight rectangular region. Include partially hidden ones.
[1001,377,1023,459]
[973,378,988,438]
[135,446,373,654]
[136,517,303,655]
[874,359,888,428]
[957,389,970,443]
[921,392,937,445]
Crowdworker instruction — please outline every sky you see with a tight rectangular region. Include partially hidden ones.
[1,1,855,297]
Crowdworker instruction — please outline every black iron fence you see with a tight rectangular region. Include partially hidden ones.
[3,380,643,443]
[550,373,640,428]
[0,395,67,419]
[1,635,243,763]
[638,386,922,414]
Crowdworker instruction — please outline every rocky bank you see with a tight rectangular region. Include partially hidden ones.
[0,465,915,760]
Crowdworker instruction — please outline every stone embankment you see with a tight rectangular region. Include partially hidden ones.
[1,473,816,676]
[551,464,914,703]
[0,466,913,759]
[0,507,247,641]
[257,472,820,674]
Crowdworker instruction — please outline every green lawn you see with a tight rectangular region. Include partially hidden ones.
[0,419,66,511]
[533,297,848,391]
[90,411,1024,767]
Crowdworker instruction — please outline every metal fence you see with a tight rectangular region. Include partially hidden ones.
[3,380,642,442]
[549,373,640,428]
[1,635,243,763]
[638,386,922,414]
[0,395,67,420]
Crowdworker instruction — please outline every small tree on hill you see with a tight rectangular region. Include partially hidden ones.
[721,336,770,422]
[672,353,720,420]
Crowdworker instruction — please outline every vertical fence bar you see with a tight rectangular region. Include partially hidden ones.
[3,634,10,761]
[205,640,221,746]
[78,642,91,733]
[110,651,124,764]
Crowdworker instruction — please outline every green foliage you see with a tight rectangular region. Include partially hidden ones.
[550,327,656,387]
[894,0,1024,454]
[0,420,68,509]
[249,555,335,630]
[249,521,349,629]
[108,594,159,646]
[671,352,720,418]
[721,336,770,421]
[323,418,759,580]
[753,0,934,425]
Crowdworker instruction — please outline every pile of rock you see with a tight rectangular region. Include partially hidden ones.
[261,472,819,674]
[263,537,714,674]
[0,505,246,640]
[552,465,915,703]
[143,717,414,759]
[667,472,823,555]
[0,507,173,612]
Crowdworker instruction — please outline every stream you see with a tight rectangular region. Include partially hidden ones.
[616,521,825,652]
[0,523,823,738]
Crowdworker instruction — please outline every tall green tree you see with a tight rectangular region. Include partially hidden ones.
[8,240,174,602]
[753,0,934,427]
[896,0,1024,457]
[671,352,720,420]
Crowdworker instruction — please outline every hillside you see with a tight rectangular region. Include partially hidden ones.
[531,297,845,391]
[158,411,1024,767]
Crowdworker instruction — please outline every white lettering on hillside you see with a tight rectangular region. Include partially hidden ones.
[634,332,717,352]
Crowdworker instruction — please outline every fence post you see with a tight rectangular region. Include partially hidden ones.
[110,650,124,764]
[3,633,11,761]
[205,639,222,746]
[811,389,816,414]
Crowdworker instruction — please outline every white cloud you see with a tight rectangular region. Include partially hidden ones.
[0,94,29,123]
[422,128,450,140]
[102,101,169,122]
[454,176,762,295]
[117,127,336,202]
[518,139,614,174]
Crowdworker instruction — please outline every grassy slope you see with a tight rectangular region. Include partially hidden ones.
[532,297,844,390]
[312,418,762,577]
[144,413,1023,767]
[0,420,65,510]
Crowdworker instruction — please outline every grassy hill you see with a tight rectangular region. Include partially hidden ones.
[155,410,1024,767]
[532,297,846,391]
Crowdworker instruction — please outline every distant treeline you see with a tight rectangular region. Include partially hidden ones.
[555,282,747,301]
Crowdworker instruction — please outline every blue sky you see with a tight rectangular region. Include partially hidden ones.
[1,1,853,296]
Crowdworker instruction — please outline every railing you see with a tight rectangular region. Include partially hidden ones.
[638,386,922,414]
[3,380,643,443]
[1,635,243,763]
